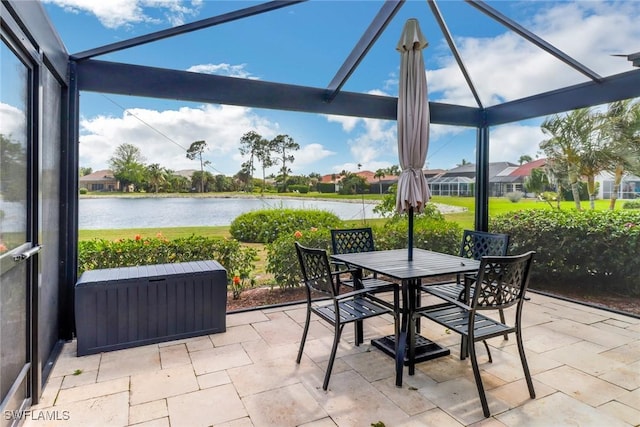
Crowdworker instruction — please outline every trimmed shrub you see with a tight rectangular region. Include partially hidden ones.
[317,182,336,193]
[288,184,309,194]
[79,188,88,194]
[506,191,523,203]
[490,209,640,295]
[622,199,640,210]
[229,208,343,243]
[78,234,257,297]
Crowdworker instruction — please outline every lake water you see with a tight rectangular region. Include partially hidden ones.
[79,196,382,230]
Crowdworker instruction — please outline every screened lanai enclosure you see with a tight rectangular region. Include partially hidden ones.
[1,0,639,418]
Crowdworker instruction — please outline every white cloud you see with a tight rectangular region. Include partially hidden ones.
[324,114,361,132]
[42,0,202,29]
[0,103,27,144]
[290,144,335,173]
[427,1,640,107]
[79,104,279,174]
[187,63,257,79]
[325,117,397,173]
[489,124,544,164]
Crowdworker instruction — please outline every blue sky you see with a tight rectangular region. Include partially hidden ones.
[40,0,640,177]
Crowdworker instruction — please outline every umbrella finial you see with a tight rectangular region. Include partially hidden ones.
[397,18,428,53]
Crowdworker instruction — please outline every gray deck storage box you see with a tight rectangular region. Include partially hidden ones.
[75,260,227,356]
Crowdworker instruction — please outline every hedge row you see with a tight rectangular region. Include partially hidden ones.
[78,234,257,292]
[266,216,461,288]
[491,209,640,295]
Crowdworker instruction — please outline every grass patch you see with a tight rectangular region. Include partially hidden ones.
[78,226,230,241]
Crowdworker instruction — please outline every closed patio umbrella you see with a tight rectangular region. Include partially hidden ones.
[396,18,430,261]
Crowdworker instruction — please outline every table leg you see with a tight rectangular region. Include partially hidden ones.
[408,278,417,376]
[354,268,364,345]
[415,279,421,333]
[395,279,409,387]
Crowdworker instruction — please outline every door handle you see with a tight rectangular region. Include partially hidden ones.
[13,245,42,262]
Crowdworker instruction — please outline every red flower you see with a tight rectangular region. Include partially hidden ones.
[294,231,303,239]
[233,276,241,285]
[135,234,142,241]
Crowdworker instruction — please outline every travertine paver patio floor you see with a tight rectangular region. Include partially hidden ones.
[25,292,640,426]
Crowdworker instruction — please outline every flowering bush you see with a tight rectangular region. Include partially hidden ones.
[229,208,343,243]
[78,234,257,297]
[491,209,640,295]
[266,227,333,289]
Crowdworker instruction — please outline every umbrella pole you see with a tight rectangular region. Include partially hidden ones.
[408,207,414,261]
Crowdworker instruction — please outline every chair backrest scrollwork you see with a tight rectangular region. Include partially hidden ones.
[331,227,376,255]
[460,230,510,260]
[471,251,535,311]
[295,242,338,296]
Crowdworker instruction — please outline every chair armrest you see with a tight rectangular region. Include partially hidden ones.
[419,285,472,312]
[334,287,379,300]
[335,280,398,299]
[330,268,357,277]
[330,260,349,271]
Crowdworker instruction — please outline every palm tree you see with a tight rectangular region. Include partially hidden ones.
[602,100,640,209]
[186,140,210,193]
[518,155,533,165]
[146,163,167,193]
[374,168,386,194]
[386,165,401,176]
[540,109,594,210]
[568,110,610,210]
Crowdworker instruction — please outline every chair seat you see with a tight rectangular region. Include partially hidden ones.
[312,297,393,325]
[420,304,514,340]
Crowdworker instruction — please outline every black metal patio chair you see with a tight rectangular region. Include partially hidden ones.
[294,242,400,390]
[331,227,397,290]
[420,230,511,347]
[411,251,536,418]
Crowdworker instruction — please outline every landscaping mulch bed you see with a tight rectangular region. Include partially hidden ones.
[227,285,640,318]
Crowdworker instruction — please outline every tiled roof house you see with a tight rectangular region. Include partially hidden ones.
[79,169,120,192]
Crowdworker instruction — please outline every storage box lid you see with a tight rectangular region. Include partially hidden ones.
[76,260,226,285]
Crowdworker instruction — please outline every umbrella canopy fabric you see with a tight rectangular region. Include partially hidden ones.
[396,18,430,215]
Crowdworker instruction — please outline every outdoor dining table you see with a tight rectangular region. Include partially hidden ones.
[330,248,481,386]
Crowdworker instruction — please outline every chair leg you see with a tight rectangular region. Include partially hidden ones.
[482,340,492,363]
[323,323,344,391]
[516,330,536,399]
[468,339,491,418]
[296,304,312,364]
[460,335,468,360]
[499,309,509,340]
